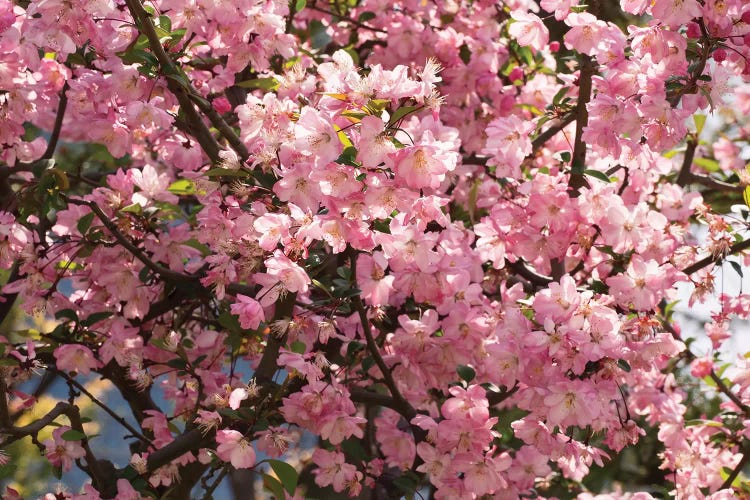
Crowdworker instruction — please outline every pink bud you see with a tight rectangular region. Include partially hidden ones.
[686,22,701,39]
[713,48,726,63]
[213,97,232,114]
[742,11,750,24]
[508,66,524,83]
[549,41,560,52]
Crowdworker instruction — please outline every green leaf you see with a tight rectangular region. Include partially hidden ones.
[459,43,471,64]
[77,212,96,235]
[167,179,196,196]
[235,77,279,91]
[336,146,359,167]
[120,203,143,214]
[617,359,631,373]
[694,157,720,172]
[290,341,306,354]
[366,98,391,115]
[262,473,287,500]
[166,358,187,369]
[157,15,172,32]
[81,311,113,327]
[693,114,706,136]
[294,0,306,12]
[61,429,86,441]
[729,260,744,278]
[336,266,352,280]
[584,169,612,183]
[219,310,243,335]
[55,309,79,322]
[204,167,250,178]
[685,419,724,427]
[341,438,367,461]
[268,460,298,495]
[743,186,750,209]
[559,151,571,163]
[393,472,419,495]
[457,364,476,382]
[552,86,569,106]
[388,105,421,127]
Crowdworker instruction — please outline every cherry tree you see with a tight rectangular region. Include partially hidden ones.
[1,0,750,498]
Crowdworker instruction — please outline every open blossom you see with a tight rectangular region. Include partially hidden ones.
[294,107,341,167]
[481,115,534,178]
[391,131,457,189]
[44,427,86,471]
[312,449,362,494]
[508,11,549,51]
[54,344,102,375]
[230,294,265,330]
[255,250,311,306]
[215,430,256,469]
[356,251,395,306]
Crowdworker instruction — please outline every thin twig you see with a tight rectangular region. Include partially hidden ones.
[41,82,69,160]
[54,369,153,445]
[307,4,386,33]
[62,196,199,284]
[676,136,698,187]
[0,260,20,327]
[349,252,416,422]
[124,0,222,162]
[507,259,554,286]
[719,448,750,490]
[531,112,576,153]
[682,238,750,276]
[254,292,297,384]
[662,320,750,415]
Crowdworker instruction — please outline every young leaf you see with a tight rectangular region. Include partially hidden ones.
[61,429,87,441]
[268,459,298,495]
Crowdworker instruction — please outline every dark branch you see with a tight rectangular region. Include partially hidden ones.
[124,0,222,162]
[682,238,750,276]
[41,82,69,161]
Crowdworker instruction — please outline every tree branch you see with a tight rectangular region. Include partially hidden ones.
[0,260,20,328]
[667,20,712,108]
[681,238,750,276]
[507,259,554,286]
[253,292,297,384]
[676,138,742,192]
[41,82,69,161]
[123,0,222,162]
[54,369,152,446]
[662,319,750,415]
[349,252,417,423]
[146,428,214,473]
[568,54,595,195]
[63,196,200,284]
[720,446,750,491]
[531,112,576,153]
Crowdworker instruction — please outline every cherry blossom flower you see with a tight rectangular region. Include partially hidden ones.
[44,427,86,472]
[215,430,256,469]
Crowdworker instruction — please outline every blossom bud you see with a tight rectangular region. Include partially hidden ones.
[685,22,701,39]
[508,67,524,84]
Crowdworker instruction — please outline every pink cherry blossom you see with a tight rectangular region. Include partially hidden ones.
[215,430,256,469]
[44,427,86,472]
